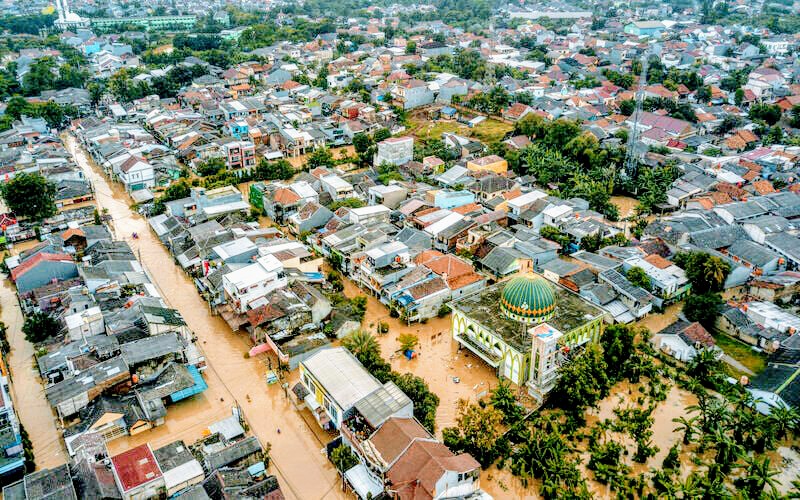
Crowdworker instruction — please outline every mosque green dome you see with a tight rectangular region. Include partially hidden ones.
[500,274,556,324]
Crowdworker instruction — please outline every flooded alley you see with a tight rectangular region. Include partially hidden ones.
[0,278,66,470]
[64,134,344,500]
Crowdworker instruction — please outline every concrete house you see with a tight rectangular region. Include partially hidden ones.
[111,444,165,500]
[288,201,334,235]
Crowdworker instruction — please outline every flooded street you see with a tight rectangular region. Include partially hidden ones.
[340,279,498,435]
[65,134,344,499]
[0,278,66,470]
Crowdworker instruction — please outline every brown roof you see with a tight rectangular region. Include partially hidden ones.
[273,188,301,205]
[680,322,715,348]
[387,440,479,500]
[644,254,672,269]
[368,417,432,466]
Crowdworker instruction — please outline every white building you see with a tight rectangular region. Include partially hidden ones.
[374,136,413,167]
[320,174,355,201]
[65,306,105,341]
[222,254,287,313]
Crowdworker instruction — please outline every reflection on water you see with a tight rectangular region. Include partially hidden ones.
[65,134,344,499]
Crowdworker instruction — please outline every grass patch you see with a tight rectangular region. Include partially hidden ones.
[408,117,513,144]
[713,332,766,375]
[471,119,514,143]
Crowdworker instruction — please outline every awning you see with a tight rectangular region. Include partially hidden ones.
[304,393,321,411]
[344,464,384,500]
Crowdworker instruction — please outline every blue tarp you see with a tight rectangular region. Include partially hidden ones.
[169,365,209,403]
[441,106,457,116]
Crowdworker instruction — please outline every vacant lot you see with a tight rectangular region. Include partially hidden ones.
[409,116,513,144]
[714,332,767,376]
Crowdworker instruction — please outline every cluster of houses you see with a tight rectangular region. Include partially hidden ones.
[4,219,211,457]
[2,415,280,499]
[0,118,96,242]
[295,347,487,500]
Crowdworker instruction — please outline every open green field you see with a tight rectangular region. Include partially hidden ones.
[714,332,767,376]
[408,116,513,144]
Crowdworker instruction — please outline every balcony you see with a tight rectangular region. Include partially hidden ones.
[455,334,501,367]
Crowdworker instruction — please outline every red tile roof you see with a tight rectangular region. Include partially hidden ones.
[10,252,74,281]
[273,188,301,205]
[111,444,162,492]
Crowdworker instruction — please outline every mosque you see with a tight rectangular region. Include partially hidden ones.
[450,273,607,403]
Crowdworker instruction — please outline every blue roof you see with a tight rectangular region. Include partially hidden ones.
[248,461,266,476]
[169,365,209,403]
[441,106,457,115]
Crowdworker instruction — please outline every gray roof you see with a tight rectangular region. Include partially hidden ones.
[205,436,262,471]
[688,225,748,250]
[540,258,580,277]
[121,333,183,366]
[480,246,527,274]
[765,232,800,263]
[45,357,129,408]
[353,381,412,428]
[727,240,779,268]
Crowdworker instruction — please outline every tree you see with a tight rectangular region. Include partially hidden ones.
[683,293,723,329]
[625,267,651,291]
[22,312,61,343]
[749,103,782,125]
[734,88,744,106]
[686,348,723,387]
[550,344,610,424]
[673,416,699,445]
[599,324,636,382]
[306,147,334,169]
[405,40,417,54]
[342,330,391,381]
[490,378,524,425]
[330,444,358,472]
[398,333,418,352]
[618,99,636,116]
[391,372,439,433]
[0,173,57,221]
[255,158,294,181]
[674,251,730,293]
[735,455,781,499]
[196,157,226,176]
[442,399,505,467]
[373,128,391,143]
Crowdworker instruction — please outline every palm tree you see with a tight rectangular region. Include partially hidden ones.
[673,416,699,445]
[738,455,781,499]
[768,405,799,440]
[342,329,380,359]
[702,256,730,292]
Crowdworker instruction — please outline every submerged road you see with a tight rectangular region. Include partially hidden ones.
[65,134,344,499]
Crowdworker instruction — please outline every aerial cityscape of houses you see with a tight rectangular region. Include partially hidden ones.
[0,0,799,497]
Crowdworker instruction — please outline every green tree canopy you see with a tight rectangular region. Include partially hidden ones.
[0,173,57,221]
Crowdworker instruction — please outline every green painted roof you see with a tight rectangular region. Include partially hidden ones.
[500,274,556,323]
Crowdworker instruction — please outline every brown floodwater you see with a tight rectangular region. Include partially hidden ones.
[65,134,345,499]
[340,279,499,435]
[611,196,639,220]
[0,278,67,470]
